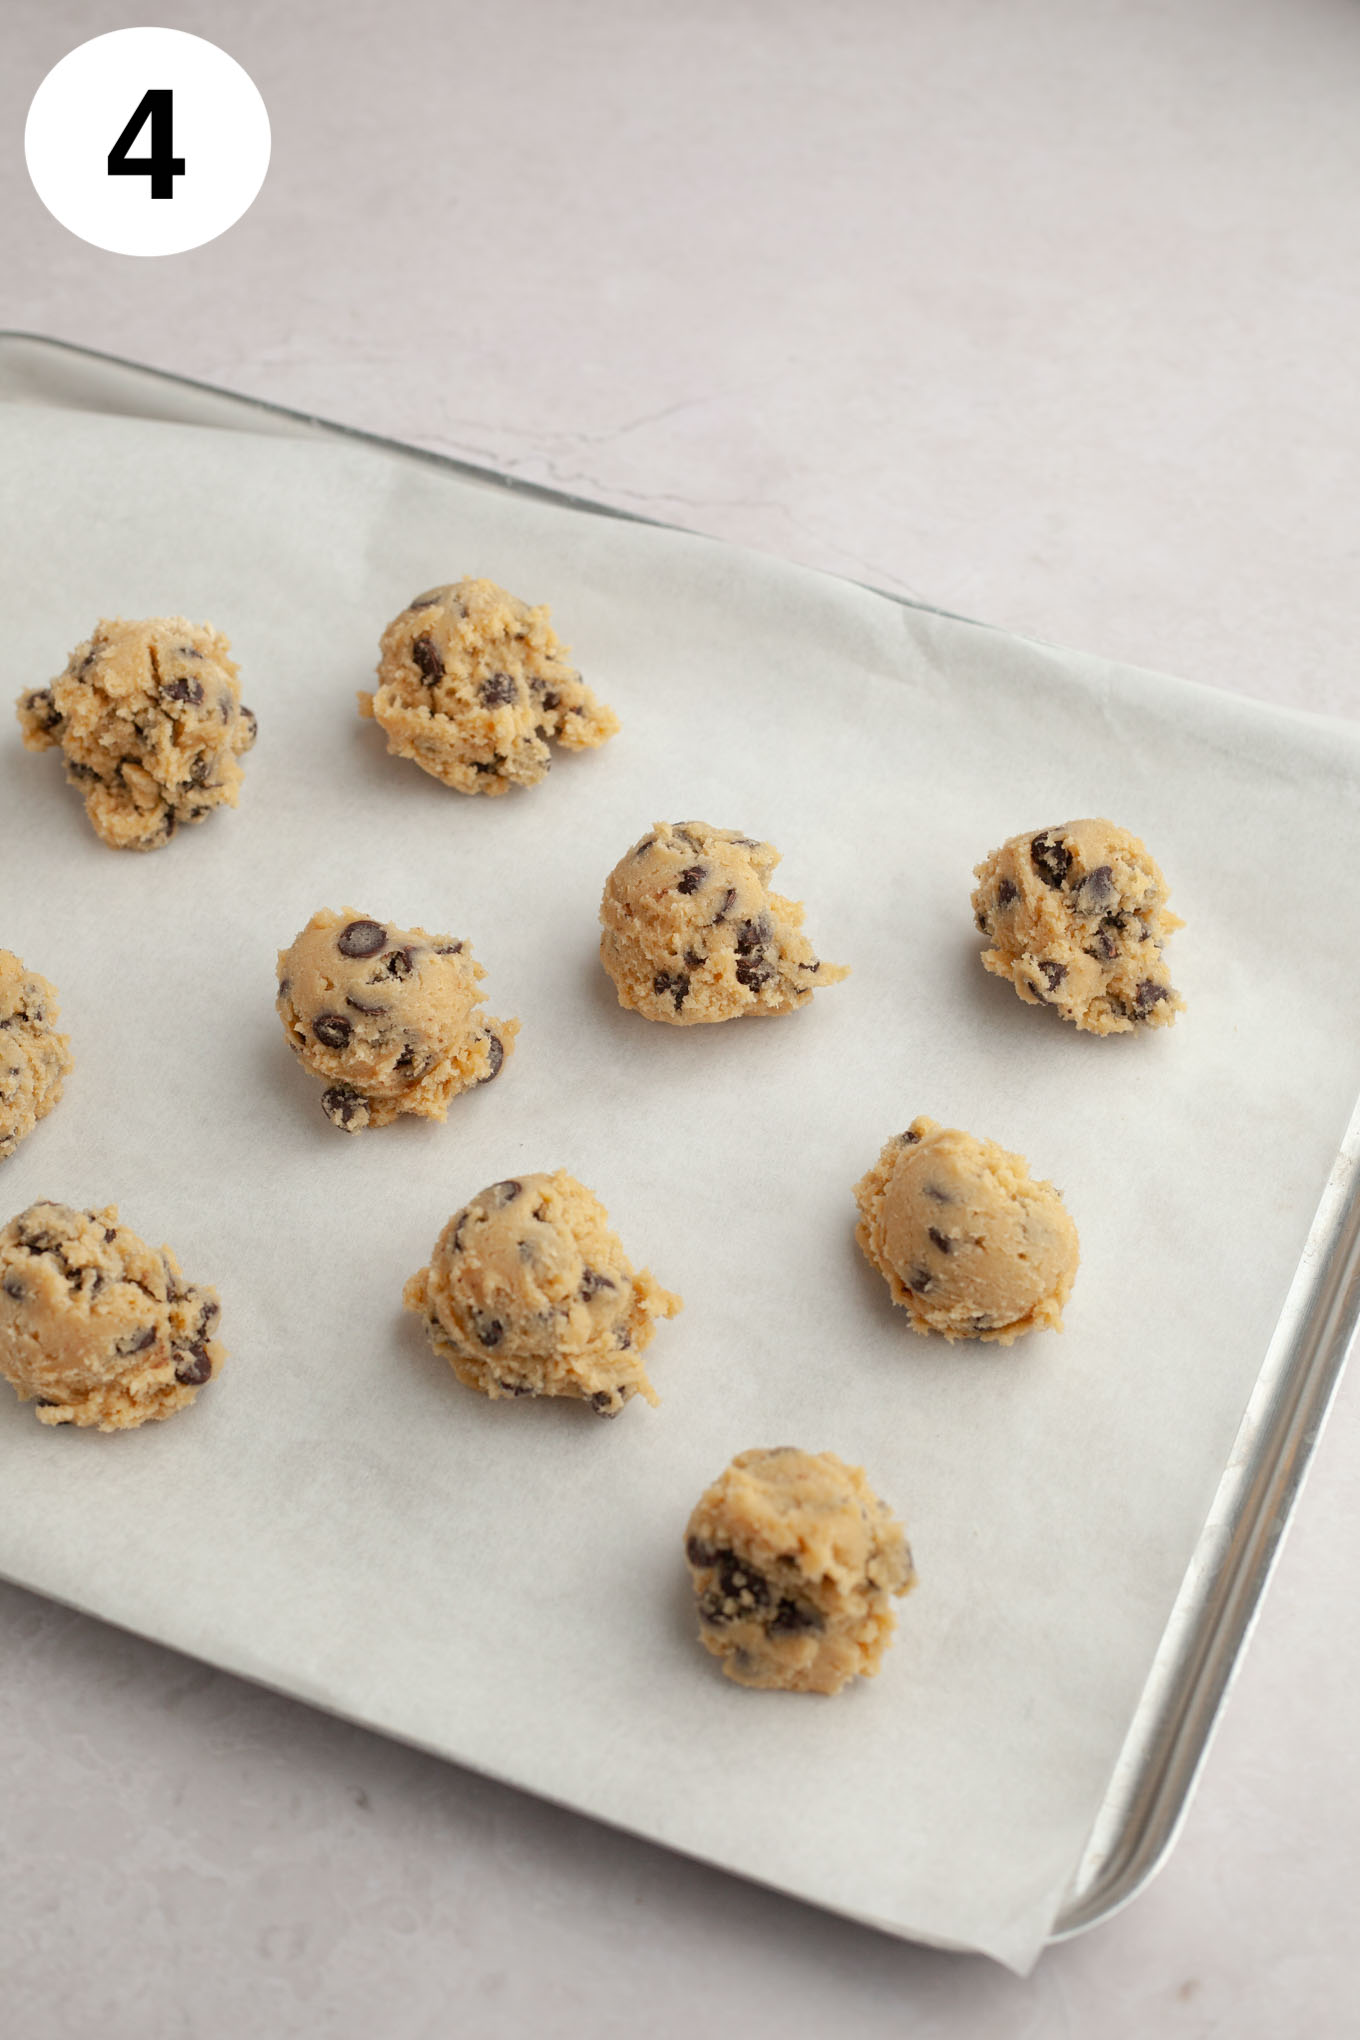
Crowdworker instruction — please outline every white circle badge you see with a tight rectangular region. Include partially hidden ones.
[25,28,271,257]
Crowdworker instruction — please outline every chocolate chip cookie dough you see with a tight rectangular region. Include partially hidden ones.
[16,617,257,851]
[854,1116,1079,1343]
[684,1449,916,1694]
[359,578,619,794]
[0,953,72,1163]
[404,1170,682,1414]
[599,821,849,1024]
[0,1202,223,1430]
[276,909,518,1131]
[971,819,1184,1035]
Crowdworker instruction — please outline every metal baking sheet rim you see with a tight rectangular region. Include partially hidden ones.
[3,328,1358,1948]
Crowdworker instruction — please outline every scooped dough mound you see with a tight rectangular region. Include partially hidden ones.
[404,1170,682,1414]
[971,818,1183,1035]
[854,1116,1078,1343]
[599,820,849,1024]
[0,953,73,1163]
[16,617,257,851]
[684,1448,916,1694]
[358,577,619,795]
[276,908,518,1132]
[0,1201,224,1430]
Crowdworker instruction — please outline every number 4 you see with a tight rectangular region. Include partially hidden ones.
[107,89,185,200]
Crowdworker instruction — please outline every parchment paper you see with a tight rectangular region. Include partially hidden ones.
[2,400,1358,1972]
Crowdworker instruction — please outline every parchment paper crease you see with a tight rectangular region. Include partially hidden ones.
[1,401,1358,1971]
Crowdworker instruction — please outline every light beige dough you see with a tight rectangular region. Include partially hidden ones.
[359,577,618,794]
[277,908,518,1131]
[684,1448,916,1694]
[16,617,256,851]
[599,820,849,1024]
[0,952,73,1163]
[971,818,1183,1035]
[854,1116,1079,1343]
[0,1201,224,1430]
[404,1170,682,1414]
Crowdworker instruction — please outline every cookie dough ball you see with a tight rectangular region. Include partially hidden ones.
[358,577,619,795]
[0,1202,224,1430]
[971,819,1184,1035]
[16,618,257,851]
[1,953,73,1163]
[404,1170,682,1414]
[276,908,519,1132]
[599,821,849,1025]
[684,1448,915,1694]
[854,1116,1078,1344]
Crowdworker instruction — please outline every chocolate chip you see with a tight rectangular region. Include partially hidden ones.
[614,1325,632,1349]
[770,1599,823,1635]
[407,593,442,611]
[239,706,258,744]
[312,1013,352,1050]
[652,970,690,1012]
[1134,978,1170,1013]
[1085,930,1118,963]
[589,1390,622,1416]
[711,888,737,924]
[676,865,707,894]
[541,689,561,711]
[383,949,415,979]
[735,959,774,990]
[173,1342,212,1387]
[115,1326,157,1356]
[338,919,387,958]
[579,1269,616,1300]
[686,1537,720,1568]
[496,1378,534,1397]
[23,688,62,733]
[734,914,772,956]
[435,941,464,955]
[475,1315,505,1349]
[997,877,1019,906]
[450,1210,469,1250]
[1030,831,1072,888]
[104,1228,117,1243]
[700,1553,772,1624]
[974,910,990,934]
[1039,959,1067,994]
[491,1180,522,1205]
[345,995,387,1016]
[908,1267,934,1293]
[634,835,657,857]
[412,635,443,684]
[394,1044,416,1072]
[683,948,704,969]
[161,676,204,706]
[66,762,98,782]
[2,1276,24,1300]
[898,1128,921,1145]
[480,671,518,707]
[1074,865,1116,914]
[197,1299,220,1334]
[478,1032,504,1083]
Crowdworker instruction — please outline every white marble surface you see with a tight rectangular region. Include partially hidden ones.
[3,0,1359,2031]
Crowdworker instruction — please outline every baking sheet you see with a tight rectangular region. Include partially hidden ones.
[1,396,1359,1973]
